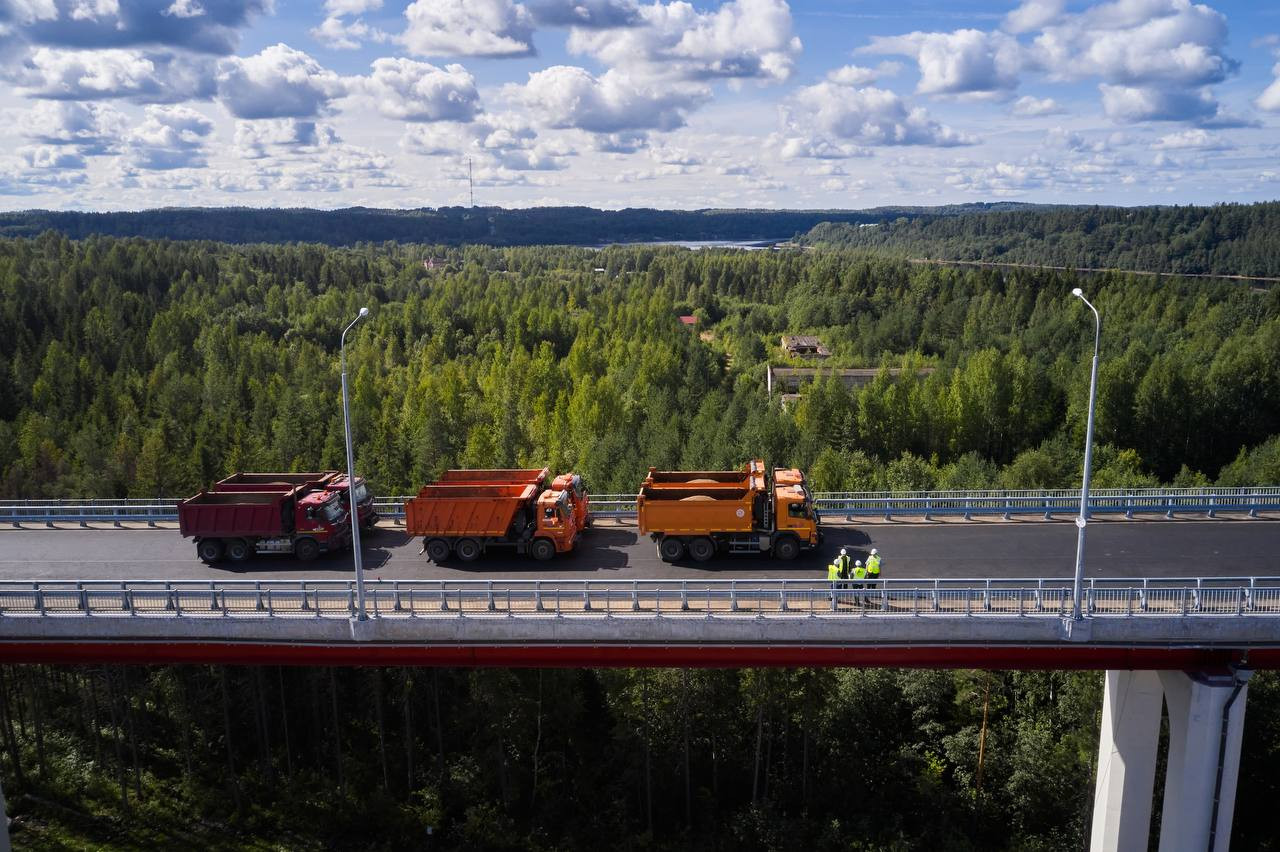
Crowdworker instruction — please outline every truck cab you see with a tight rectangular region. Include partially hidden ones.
[774,484,821,547]
[535,488,580,553]
[328,474,377,531]
[550,473,590,528]
[295,490,350,548]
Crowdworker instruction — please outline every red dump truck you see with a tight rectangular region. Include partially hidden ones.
[213,471,378,532]
[406,480,580,562]
[437,468,590,529]
[178,485,352,563]
[636,460,821,562]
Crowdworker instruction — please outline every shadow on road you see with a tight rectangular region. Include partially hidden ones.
[434,527,638,573]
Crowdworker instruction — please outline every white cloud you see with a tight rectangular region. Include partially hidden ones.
[20,144,86,168]
[216,43,347,120]
[520,65,707,134]
[865,29,1024,98]
[18,99,126,154]
[566,0,800,83]
[1151,128,1231,150]
[826,64,886,87]
[1098,83,1216,122]
[9,0,267,54]
[1003,0,1064,35]
[400,112,572,172]
[1011,94,1062,116]
[325,0,381,14]
[359,58,480,122]
[233,119,339,158]
[1258,62,1280,113]
[400,0,534,59]
[784,80,974,151]
[126,104,213,169]
[1045,126,1106,152]
[11,46,216,102]
[0,161,88,195]
[311,15,387,50]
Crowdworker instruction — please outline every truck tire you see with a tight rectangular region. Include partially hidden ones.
[363,514,379,534]
[294,538,320,562]
[455,538,481,562]
[530,538,556,561]
[772,536,800,561]
[688,537,716,563]
[424,538,451,563]
[657,536,685,562]
[197,538,224,564]
[225,538,251,562]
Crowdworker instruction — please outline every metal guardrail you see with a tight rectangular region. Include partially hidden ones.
[0,577,1277,620]
[3,487,1279,526]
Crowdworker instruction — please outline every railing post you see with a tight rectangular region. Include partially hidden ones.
[924,498,931,522]
[680,581,689,612]
[255,581,264,612]
[1207,495,1216,519]
[487,580,495,612]
[730,581,738,613]
[534,582,544,613]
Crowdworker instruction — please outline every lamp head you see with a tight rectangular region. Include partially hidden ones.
[358,306,370,317]
[1071,287,1084,298]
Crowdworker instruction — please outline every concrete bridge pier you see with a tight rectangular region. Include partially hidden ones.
[1090,667,1252,852]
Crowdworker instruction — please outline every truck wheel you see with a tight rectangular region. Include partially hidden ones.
[455,538,481,562]
[424,539,451,563]
[295,538,320,562]
[688,537,716,563]
[773,536,800,561]
[363,514,379,534]
[225,538,251,562]
[530,538,556,561]
[657,537,685,562]
[197,539,224,564]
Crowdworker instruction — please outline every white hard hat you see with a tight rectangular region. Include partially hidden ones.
[856,560,863,566]
[870,548,878,555]
[839,547,847,555]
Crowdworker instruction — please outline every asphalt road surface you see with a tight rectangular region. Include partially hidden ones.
[1,518,1276,582]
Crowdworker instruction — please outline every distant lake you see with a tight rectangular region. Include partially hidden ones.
[590,238,788,250]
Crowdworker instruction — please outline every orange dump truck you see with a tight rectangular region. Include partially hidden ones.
[636,460,821,562]
[406,481,580,563]
[437,468,590,529]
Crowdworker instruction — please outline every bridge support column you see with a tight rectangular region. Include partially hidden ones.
[1089,668,1251,852]
[1090,670,1163,852]
[1156,669,1250,852]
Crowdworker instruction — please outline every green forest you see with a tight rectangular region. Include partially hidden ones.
[1,230,1279,848]
[2,232,1279,499]
[0,204,1028,248]
[804,202,1280,278]
[1,663,1278,850]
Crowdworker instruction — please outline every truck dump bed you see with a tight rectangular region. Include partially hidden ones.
[405,484,537,537]
[636,487,758,534]
[214,472,336,491]
[437,468,549,486]
[178,490,295,538]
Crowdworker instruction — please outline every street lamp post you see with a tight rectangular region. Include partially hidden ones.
[341,307,370,620]
[1071,288,1101,621]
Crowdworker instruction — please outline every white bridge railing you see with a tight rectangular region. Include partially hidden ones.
[3,487,1279,526]
[1,577,1278,620]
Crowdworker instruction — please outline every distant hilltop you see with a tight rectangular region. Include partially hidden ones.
[0,202,1040,247]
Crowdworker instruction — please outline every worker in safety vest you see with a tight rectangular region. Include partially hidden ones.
[852,559,868,603]
[835,548,851,582]
[827,559,840,602]
[866,548,882,578]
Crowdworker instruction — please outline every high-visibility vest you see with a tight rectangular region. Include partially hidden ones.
[853,563,867,580]
[827,563,840,581]
[867,554,881,577]
[836,554,850,578]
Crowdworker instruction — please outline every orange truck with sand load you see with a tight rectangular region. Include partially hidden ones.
[437,468,590,529]
[636,460,821,562]
[406,470,584,562]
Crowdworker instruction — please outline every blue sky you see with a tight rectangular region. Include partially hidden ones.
[1,0,1278,210]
